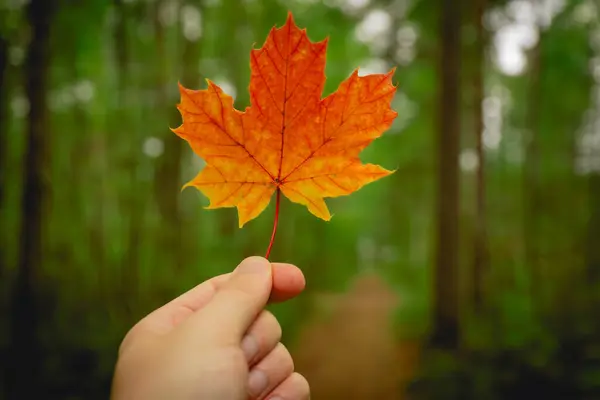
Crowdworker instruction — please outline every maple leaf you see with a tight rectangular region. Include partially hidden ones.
[173,12,397,254]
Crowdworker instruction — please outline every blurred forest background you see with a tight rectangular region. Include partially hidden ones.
[1,0,600,398]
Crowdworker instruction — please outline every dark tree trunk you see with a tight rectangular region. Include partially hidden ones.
[0,33,9,284]
[586,172,600,283]
[0,35,8,212]
[431,0,461,349]
[472,0,488,310]
[0,30,10,391]
[5,0,56,397]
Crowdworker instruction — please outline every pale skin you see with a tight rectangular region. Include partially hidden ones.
[111,257,310,400]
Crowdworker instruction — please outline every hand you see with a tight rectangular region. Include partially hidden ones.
[111,257,309,400]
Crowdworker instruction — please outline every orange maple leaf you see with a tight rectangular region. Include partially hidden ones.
[173,13,397,241]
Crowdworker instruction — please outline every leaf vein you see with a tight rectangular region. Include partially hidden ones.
[251,50,283,116]
[181,88,275,180]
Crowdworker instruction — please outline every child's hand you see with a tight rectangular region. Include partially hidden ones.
[111,257,309,400]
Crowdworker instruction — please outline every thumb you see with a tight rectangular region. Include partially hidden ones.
[190,256,273,344]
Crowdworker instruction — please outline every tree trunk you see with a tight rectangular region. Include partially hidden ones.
[586,172,600,283]
[0,35,8,212]
[472,0,488,310]
[0,33,9,283]
[431,0,461,349]
[5,0,56,397]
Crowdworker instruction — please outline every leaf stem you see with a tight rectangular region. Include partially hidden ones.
[265,188,281,259]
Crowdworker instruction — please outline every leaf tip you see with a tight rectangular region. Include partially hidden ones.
[381,166,397,178]
[238,213,250,228]
[177,80,189,95]
[386,67,399,88]
[181,181,193,193]
[286,10,294,24]
[170,126,182,136]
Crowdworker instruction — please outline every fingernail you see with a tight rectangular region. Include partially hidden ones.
[241,334,258,362]
[236,256,269,275]
[268,397,283,400]
[247,369,268,396]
